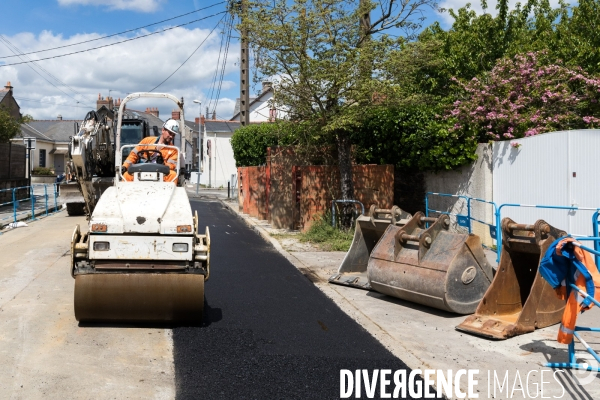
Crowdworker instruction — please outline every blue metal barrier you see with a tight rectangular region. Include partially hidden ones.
[496,204,600,265]
[594,212,600,267]
[425,192,471,231]
[0,184,61,228]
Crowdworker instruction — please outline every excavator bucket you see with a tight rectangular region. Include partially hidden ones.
[456,218,566,339]
[367,212,495,314]
[329,205,412,289]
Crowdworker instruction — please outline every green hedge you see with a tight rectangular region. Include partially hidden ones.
[351,106,478,172]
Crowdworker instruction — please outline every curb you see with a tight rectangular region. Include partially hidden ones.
[217,199,428,373]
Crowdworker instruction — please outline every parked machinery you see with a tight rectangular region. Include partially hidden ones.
[456,218,566,339]
[329,205,412,289]
[368,212,495,314]
[70,92,209,323]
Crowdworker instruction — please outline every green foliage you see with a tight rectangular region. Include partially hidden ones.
[298,215,354,251]
[230,121,304,167]
[352,105,478,171]
[32,167,55,176]
[0,107,20,143]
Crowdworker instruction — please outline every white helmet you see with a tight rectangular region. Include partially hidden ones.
[163,119,180,134]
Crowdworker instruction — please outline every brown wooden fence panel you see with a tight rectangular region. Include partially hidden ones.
[0,143,26,180]
[296,165,394,231]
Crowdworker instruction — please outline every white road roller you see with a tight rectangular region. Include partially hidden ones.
[70,93,209,323]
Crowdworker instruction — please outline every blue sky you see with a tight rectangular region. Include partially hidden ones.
[0,0,504,121]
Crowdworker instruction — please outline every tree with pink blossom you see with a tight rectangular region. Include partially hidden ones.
[448,51,600,141]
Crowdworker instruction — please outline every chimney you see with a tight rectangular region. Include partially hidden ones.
[172,109,181,120]
[262,81,272,93]
[212,111,216,120]
[4,81,13,91]
[201,115,205,126]
[146,107,159,118]
[57,114,63,120]
[96,94,114,110]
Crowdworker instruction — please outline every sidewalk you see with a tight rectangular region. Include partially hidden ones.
[216,195,600,399]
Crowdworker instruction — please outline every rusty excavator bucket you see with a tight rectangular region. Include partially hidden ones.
[329,205,412,289]
[367,212,495,314]
[456,218,567,339]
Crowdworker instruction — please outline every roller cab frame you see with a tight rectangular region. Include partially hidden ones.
[70,93,210,323]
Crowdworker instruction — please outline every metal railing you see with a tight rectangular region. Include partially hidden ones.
[331,199,365,227]
[426,192,600,263]
[0,184,61,229]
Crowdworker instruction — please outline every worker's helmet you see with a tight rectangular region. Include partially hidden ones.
[163,119,180,134]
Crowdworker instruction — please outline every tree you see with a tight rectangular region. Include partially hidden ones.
[448,51,600,141]
[0,107,20,143]
[241,0,437,224]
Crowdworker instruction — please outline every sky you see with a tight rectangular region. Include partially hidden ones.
[0,0,531,122]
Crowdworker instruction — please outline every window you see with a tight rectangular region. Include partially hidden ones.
[39,149,46,168]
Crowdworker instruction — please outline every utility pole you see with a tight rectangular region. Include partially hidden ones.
[239,0,250,126]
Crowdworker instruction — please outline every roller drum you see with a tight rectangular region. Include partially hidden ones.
[74,273,204,323]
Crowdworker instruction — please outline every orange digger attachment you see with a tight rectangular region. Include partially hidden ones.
[456,218,567,339]
[329,205,412,289]
[368,212,494,314]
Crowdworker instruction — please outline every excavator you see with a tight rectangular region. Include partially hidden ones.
[61,106,160,216]
[69,93,209,323]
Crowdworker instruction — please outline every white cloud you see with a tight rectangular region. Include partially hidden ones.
[0,27,239,121]
[57,0,166,13]
[437,0,562,26]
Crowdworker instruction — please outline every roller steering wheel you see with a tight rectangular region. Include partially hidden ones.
[137,149,164,165]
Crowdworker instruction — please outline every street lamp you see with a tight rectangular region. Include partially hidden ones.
[193,99,202,194]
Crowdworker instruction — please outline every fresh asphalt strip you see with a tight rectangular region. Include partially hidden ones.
[172,200,439,399]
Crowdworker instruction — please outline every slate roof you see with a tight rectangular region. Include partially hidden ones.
[16,123,54,142]
[184,120,242,135]
[27,120,76,142]
[0,90,7,103]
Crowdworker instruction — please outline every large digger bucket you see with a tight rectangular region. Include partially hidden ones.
[456,218,566,339]
[329,205,412,289]
[368,212,495,314]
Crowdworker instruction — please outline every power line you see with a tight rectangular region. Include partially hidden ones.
[206,12,231,112]
[0,1,227,59]
[149,13,227,92]
[0,11,227,68]
[0,36,84,105]
[208,13,234,114]
[0,35,84,100]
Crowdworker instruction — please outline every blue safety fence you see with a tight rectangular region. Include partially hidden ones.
[426,192,499,253]
[426,193,600,263]
[496,204,600,264]
[0,184,61,229]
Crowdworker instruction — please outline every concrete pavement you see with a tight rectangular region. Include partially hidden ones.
[208,187,600,400]
[0,211,174,400]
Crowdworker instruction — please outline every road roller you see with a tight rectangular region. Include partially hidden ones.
[69,92,210,323]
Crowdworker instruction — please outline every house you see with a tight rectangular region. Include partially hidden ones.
[185,117,242,188]
[230,81,287,122]
[0,81,21,120]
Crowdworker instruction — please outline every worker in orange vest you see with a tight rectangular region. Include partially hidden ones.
[121,119,181,183]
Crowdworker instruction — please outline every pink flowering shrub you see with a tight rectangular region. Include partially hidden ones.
[448,52,600,141]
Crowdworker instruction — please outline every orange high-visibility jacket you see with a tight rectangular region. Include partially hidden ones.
[554,238,600,344]
[122,136,178,182]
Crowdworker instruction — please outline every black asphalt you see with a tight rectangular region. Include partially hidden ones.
[174,200,429,399]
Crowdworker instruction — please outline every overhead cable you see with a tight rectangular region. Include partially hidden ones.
[0,35,83,104]
[149,13,227,92]
[0,11,227,68]
[0,1,227,59]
